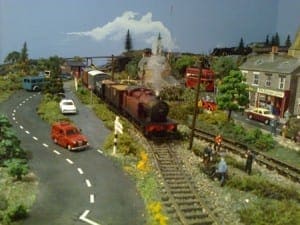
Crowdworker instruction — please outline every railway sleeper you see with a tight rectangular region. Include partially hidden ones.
[184,212,210,220]
[161,171,184,176]
[171,189,193,194]
[166,179,188,184]
[186,217,214,225]
[177,200,200,206]
[169,184,190,189]
[180,205,204,213]
[163,175,185,180]
[173,193,196,200]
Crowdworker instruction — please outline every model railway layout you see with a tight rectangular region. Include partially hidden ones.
[192,127,300,183]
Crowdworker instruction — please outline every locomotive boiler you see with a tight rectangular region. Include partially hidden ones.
[97,79,177,136]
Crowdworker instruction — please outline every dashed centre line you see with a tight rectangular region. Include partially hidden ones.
[85,179,92,187]
[90,194,95,203]
[33,136,38,141]
[19,125,23,129]
[53,150,61,155]
[25,130,30,134]
[43,143,49,148]
[66,158,74,164]
[77,168,84,174]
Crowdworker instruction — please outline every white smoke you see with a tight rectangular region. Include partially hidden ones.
[67,11,177,51]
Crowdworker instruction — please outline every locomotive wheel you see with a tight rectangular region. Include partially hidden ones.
[264,119,269,125]
[53,138,57,144]
[248,114,253,120]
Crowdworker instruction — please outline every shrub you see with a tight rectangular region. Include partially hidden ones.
[8,204,28,221]
[239,199,300,225]
[4,159,29,180]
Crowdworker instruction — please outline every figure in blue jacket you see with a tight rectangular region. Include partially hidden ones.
[216,157,228,186]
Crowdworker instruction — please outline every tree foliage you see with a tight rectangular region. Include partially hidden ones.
[0,115,27,164]
[173,55,196,77]
[216,70,249,121]
[5,159,29,180]
[212,56,238,80]
[125,29,133,52]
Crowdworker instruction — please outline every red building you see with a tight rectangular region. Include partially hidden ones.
[185,67,215,92]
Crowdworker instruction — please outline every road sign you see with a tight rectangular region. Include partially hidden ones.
[114,116,123,134]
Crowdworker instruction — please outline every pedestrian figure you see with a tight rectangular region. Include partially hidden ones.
[203,144,213,167]
[245,150,254,175]
[214,134,222,152]
[270,117,278,136]
[215,157,228,186]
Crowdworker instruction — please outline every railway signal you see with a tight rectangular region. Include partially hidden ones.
[113,116,123,154]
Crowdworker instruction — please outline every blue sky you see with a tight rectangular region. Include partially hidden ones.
[0,0,300,63]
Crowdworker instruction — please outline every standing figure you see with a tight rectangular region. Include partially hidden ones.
[270,117,278,136]
[214,134,222,152]
[245,150,255,175]
[215,157,228,186]
[203,144,213,167]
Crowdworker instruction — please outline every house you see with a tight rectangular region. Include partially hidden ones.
[61,60,86,79]
[239,29,300,118]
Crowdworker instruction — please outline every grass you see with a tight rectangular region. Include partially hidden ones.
[0,168,38,224]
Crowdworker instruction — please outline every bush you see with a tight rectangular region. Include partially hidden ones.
[239,199,300,225]
[4,159,29,180]
[8,204,28,221]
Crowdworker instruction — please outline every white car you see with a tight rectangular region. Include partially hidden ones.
[59,99,77,114]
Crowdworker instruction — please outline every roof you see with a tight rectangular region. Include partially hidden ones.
[65,60,86,67]
[239,54,300,73]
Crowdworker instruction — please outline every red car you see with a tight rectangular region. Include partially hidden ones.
[51,121,89,151]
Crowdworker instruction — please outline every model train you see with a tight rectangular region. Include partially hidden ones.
[82,69,177,136]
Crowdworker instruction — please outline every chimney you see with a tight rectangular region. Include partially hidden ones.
[270,46,278,61]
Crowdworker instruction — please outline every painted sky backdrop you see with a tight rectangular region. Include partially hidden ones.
[0,0,300,63]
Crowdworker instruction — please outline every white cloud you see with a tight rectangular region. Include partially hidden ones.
[67,11,177,51]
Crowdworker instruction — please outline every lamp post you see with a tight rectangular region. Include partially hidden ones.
[189,62,202,150]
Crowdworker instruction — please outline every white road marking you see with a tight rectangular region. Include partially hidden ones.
[79,210,101,225]
[85,179,92,187]
[33,136,38,141]
[19,125,23,129]
[12,113,15,117]
[12,117,15,120]
[25,130,30,134]
[13,109,16,113]
[77,168,84,174]
[53,150,61,155]
[66,158,74,164]
[22,100,25,104]
[90,194,95,203]
[43,143,49,148]
[19,103,22,106]
[97,149,103,154]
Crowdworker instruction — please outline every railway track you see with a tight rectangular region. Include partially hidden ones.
[193,127,300,183]
[146,139,220,225]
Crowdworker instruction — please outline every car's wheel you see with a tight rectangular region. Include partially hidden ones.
[67,145,72,150]
[248,114,253,120]
[265,119,269,125]
[53,138,58,144]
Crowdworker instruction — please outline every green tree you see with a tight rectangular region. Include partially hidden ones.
[19,42,30,74]
[4,51,20,64]
[265,35,270,46]
[237,37,245,53]
[216,70,249,121]
[125,29,133,52]
[285,34,292,47]
[125,56,141,79]
[274,32,280,46]
[211,56,237,80]
[0,115,27,163]
[174,55,196,77]
[43,56,64,95]
[5,159,29,180]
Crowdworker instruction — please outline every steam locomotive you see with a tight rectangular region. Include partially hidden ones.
[82,69,177,136]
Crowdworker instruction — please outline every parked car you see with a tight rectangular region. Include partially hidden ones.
[245,107,275,125]
[51,121,89,151]
[59,99,77,114]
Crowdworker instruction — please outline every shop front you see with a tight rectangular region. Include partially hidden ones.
[249,87,289,118]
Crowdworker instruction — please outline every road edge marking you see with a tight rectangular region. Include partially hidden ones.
[79,210,101,225]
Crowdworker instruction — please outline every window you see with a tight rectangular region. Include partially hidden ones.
[278,77,285,89]
[265,76,271,87]
[252,72,259,85]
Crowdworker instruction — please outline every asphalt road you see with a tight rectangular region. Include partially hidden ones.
[0,88,145,225]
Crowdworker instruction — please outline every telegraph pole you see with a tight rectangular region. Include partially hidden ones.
[189,62,202,150]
